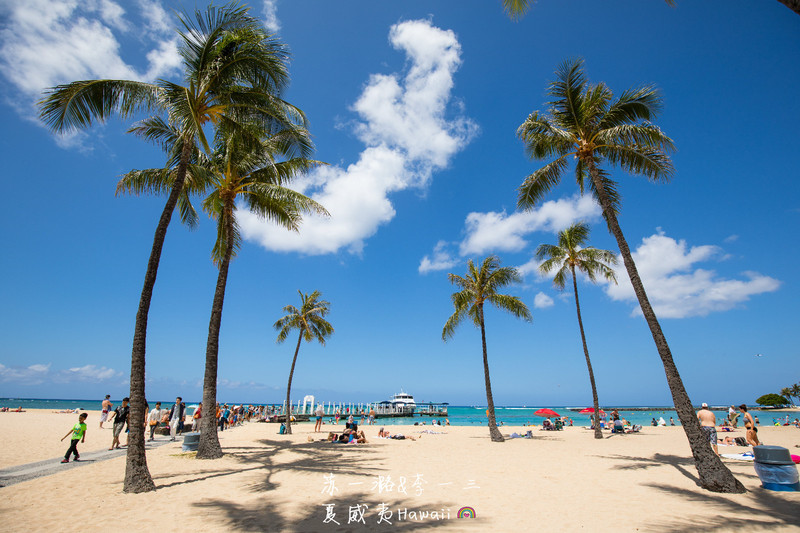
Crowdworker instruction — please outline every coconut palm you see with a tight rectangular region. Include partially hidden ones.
[792,383,800,405]
[37,2,300,492]
[536,222,617,439]
[442,256,531,442]
[274,290,334,435]
[515,58,744,493]
[195,125,328,457]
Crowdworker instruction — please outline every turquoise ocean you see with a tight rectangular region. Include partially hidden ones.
[1,398,778,427]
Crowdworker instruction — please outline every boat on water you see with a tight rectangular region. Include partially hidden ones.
[372,390,417,417]
[390,390,416,411]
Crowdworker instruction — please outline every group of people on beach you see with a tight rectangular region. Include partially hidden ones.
[60,395,190,463]
[697,403,761,456]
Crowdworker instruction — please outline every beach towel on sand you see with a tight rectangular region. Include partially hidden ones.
[721,452,755,461]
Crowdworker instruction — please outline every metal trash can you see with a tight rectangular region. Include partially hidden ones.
[181,432,200,452]
[753,445,799,491]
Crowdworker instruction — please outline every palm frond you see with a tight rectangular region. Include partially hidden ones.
[548,59,587,133]
[516,111,574,159]
[601,144,674,182]
[517,155,569,210]
[596,85,663,130]
[38,79,162,133]
[502,0,534,19]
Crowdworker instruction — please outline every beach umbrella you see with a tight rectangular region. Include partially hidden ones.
[534,408,560,417]
[579,407,605,415]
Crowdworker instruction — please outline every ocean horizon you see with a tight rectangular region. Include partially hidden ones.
[4,398,794,428]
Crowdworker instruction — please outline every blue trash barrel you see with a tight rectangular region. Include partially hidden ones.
[753,445,799,491]
[182,432,200,452]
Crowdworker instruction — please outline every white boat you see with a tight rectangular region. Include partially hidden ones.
[390,390,416,412]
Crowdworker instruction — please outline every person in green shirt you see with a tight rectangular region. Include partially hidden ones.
[61,412,88,463]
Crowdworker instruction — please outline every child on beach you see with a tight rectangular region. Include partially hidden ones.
[61,413,87,463]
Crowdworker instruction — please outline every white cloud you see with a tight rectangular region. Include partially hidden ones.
[0,362,121,384]
[262,0,280,34]
[240,19,477,255]
[458,195,601,256]
[66,364,121,381]
[138,0,172,35]
[419,240,459,274]
[0,0,180,122]
[534,292,554,309]
[603,231,781,318]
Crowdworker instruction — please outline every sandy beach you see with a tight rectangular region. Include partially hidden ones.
[1,409,798,532]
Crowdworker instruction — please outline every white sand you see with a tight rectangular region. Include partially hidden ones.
[1,410,799,532]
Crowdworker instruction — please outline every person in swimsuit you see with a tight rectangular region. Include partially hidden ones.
[697,403,718,455]
[100,395,112,429]
[739,404,760,446]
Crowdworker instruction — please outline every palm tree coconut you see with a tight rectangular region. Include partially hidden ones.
[274,290,334,435]
[37,2,299,492]
[515,58,744,493]
[442,256,531,442]
[536,222,617,439]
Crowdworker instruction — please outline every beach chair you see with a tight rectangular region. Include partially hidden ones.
[554,419,564,431]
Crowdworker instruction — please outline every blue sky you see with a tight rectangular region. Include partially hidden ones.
[0,0,797,407]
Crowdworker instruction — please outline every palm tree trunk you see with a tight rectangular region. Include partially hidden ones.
[571,267,603,440]
[123,140,192,493]
[777,0,800,16]
[196,208,235,460]
[586,160,744,493]
[479,305,504,442]
[284,331,303,435]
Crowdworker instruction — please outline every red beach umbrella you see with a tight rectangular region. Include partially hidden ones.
[578,407,605,415]
[534,408,560,417]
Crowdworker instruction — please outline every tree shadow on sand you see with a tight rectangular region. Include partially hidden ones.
[597,453,762,487]
[641,482,800,532]
[194,491,476,532]
[151,437,384,491]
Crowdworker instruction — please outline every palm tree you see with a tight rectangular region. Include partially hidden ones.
[792,383,800,406]
[195,125,328,457]
[536,222,617,439]
[274,290,334,435]
[442,256,531,442]
[514,58,744,493]
[780,388,794,407]
[36,2,299,492]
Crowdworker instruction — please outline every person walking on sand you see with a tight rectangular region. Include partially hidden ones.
[739,404,761,446]
[314,403,325,432]
[697,403,718,455]
[108,397,129,450]
[192,402,202,432]
[99,395,112,429]
[148,402,163,441]
[728,405,739,428]
[61,412,87,463]
[168,397,185,441]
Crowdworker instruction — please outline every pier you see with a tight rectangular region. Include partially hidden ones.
[263,396,448,422]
